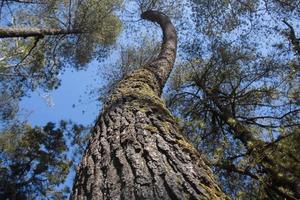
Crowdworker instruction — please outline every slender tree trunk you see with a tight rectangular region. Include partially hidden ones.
[0,27,82,38]
[202,86,300,199]
[70,11,228,200]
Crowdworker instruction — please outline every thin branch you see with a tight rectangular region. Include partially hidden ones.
[213,162,259,180]
[14,36,40,68]
[238,108,300,121]
[68,0,72,28]
[6,0,45,4]
[283,19,300,56]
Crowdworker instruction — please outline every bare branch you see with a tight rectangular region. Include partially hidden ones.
[0,27,83,38]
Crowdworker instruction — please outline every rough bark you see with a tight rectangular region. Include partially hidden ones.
[70,11,228,200]
[0,27,82,38]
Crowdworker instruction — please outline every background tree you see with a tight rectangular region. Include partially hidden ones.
[0,0,122,123]
[0,120,92,199]
[167,42,300,198]
[0,122,70,199]
[166,0,300,198]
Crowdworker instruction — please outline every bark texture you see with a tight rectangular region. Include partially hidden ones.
[70,11,228,200]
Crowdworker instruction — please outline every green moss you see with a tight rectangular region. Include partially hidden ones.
[183,192,192,199]
[138,107,148,113]
[227,117,236,127]
[177,139,193,149]
[175,176,182,184]
[176,138,200,156]
[144,125,158,132]
[161,121,172,133]
[105,68,174,120]
[198,182,226,200]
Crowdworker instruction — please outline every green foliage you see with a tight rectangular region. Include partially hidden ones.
[0,119,91,199]
[72,0,122,65]
[168,37,300,198]
[0,122,71,199]
[0,0,122,123]
[259,128,300,199]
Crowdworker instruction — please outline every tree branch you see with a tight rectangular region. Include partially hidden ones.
[283,19,300,56]
[0,27,83,38]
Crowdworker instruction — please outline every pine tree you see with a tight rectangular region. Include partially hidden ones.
[70,10,228,200]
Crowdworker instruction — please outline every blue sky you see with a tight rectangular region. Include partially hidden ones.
[20,60,102,126]
[19,59,106,196]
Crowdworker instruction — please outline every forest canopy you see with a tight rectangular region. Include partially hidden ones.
[0,0,299,199]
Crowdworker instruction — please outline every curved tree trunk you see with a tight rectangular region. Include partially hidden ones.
[70,11,228,200]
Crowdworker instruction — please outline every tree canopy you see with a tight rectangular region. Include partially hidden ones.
[0,0,299,199]
[0,0,122,122]
[166,0,300,198]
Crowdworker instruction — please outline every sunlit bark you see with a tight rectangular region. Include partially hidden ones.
[70,11,227,200]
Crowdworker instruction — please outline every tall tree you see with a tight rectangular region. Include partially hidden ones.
[70,10,228,199]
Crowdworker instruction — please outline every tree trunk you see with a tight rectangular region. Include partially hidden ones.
[70,11,228,200]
